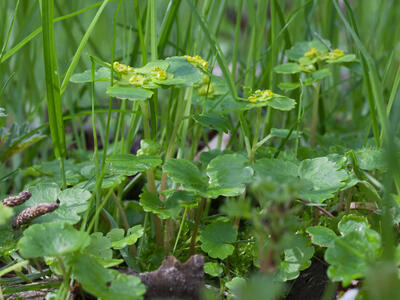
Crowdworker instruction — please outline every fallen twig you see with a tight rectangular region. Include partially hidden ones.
[296,197,334,219]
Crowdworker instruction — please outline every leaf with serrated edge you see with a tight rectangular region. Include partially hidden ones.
[18,222,90,258]
[199,222,237,259]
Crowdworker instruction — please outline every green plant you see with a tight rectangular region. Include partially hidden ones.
[0,1,400,299]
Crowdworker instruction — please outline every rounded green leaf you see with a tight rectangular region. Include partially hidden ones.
[338,215,370,236]
[204,262,223,277]
[16,183,91,225]
[107,154,162,176]
[199,222,237,259]
[325,229,381,287]
[207,154,253,198]
[165,56,203,86]
[106,86,153,101]
[18,222,90,258]
[274,63,304,74]
[163,158,208,192]
[193,113,231,133]
[278,82,301,91]
[85,232,112,260]
[110,225,144,250]
[70,67,111,83]
[226,277,246,291]
[298,157,348,203]
[286,40,329,61]
[254,158,298,183]
[139,190,181,219]
[306,226,337,247]
[277,235,315,281]
[243,95,296,111]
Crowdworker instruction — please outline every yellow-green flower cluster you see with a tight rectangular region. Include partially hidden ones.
[129,74,146,86]
[248,89,274,103]
[185,55,209,71]
[327,48,344,59]
[113,61,129,74]
[113,61,170,87]
[196,75,214,97]
[302,48,345,64]
[304,47,320,59]
[151,67,167,81]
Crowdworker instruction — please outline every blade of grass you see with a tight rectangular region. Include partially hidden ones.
[0,1,103,64]
[0,0,20,62]
[333,0,380,146]
[41,0,66,187]
[60,0,110,95]
[185,0,237,99]
[386,63,400,117]
[158,0,182,56]
[334,0,400,261]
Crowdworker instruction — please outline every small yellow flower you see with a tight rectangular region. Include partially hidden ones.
[156,70,167,80]
[150,67,168,81]
[185,55,209,70]
[248,95,257,103]
[248,89,274,103]
[328,48,344,59]
[129,74,145,86]
[262,90,274,98]
[113,61,128,73]
[304,47,319,58]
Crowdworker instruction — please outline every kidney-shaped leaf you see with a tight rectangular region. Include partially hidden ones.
[277,235,314,281]
[199,222,237,259]
[110,225,144,250]
[274,63,304,74]
[325,229,381,287]
[298,157,348,203]
[306,226,337,247]
[308,215,381,287]
[243,96,296,111]
[107,154,162,176]
[165,56,203,86]
[207,154,253,198]
[193,113,231,133]
[163,159,208,192]
[254,158,298,183]
[70,67,111,83]
[106,86,153,101]
[17,182,91,224]
[139,190,181,219]
[18,222,90,258]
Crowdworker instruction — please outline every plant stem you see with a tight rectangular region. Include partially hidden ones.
[173,206,188,255]
[189,198,206,256]
[140,101,164,248]
[310,81,320,147]
[41,0,67,188]
[232,0,243,81]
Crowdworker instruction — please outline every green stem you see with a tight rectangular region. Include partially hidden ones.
[139,101,163,248]
[41,0,66,188]
[189,198,206,256]
[310,81,320,147]
[232,0,243,81]
[173,206,188,255]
